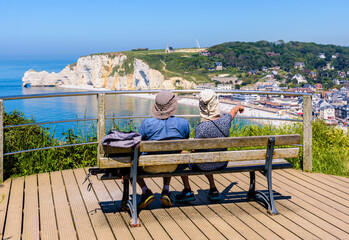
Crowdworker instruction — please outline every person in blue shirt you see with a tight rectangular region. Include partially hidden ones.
[137,90,190,209]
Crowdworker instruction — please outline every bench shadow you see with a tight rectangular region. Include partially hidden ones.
[99,201,120,214]
[97,182,291,215]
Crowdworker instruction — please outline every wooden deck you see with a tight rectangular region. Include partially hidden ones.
[0,168,349,240]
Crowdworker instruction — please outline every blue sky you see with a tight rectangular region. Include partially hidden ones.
[1,0,349,60]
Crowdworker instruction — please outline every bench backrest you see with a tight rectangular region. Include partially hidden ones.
[99,134,301,169]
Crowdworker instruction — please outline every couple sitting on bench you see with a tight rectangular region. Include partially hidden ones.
[137,90,244,209]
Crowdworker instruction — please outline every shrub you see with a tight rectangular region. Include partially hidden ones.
[3,110,97,179]
[2,110,348,179]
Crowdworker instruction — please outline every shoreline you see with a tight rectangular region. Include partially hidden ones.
[56,85,294,127]
[125,93,293,127]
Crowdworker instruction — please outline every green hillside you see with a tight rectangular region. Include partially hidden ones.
[90,41,349,89]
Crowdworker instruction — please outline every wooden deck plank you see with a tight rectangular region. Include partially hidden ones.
[276,170,349,207]
[243,171,349,234]
[244,172,349,239]
[182,176,291,239]
[2,168,349,240]
[103,179,153,240]
[74,168,116,240]
[22,175,39,240]
[282,169,349,197]
[146,177,203,240]
[161,207,209,240]
[38,173,59,240]
[169,177,248,240]
[86,170,134,240]
[0,179,11,239]
[307,171,349,188]
[113,179,172,240]
[179,174,283,240]
[167,176,257,240]
[62,169,97,240]
[195,174,304,240]
[231,172,341,239]
[50,171,77,240]
[138,177,209,240]
[172,178,261,239]
[272,171,349,220]
[328,174,349,184]
[3,177,23,240]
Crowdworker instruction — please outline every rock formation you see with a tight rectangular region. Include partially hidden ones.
[22,53,196,90]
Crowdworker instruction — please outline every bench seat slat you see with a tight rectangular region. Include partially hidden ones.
[99,148,299,168]
[138,148,299,166]
[139,134,301,152]
[99,156,132,168]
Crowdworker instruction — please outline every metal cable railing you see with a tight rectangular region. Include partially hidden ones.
[0,90,313,181]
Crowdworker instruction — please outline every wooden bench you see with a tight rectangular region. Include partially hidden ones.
[89,134,301,227]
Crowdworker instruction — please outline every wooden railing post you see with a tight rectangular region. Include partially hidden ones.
[303,95,312,171]
[0,99,3,183]
[97,94,106,167]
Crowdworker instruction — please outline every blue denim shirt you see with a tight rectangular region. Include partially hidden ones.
[139,116,190,141]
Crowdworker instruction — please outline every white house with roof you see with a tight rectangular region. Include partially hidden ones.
[294,62,305,70]
[292,74,307,84]
[319,101,335,120]
[318,53,326,59]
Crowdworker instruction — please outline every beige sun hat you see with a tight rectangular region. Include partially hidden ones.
[199,89,221,121]
[151,90,178,119]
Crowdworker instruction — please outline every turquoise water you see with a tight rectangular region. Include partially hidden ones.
[0,59,200,139]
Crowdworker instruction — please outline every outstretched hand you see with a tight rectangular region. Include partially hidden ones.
[238,105,244,114]
[229,105,245,118]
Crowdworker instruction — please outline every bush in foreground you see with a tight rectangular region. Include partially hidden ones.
[230,120,349,177]
[3,110,349,179]
[3,110,97,179]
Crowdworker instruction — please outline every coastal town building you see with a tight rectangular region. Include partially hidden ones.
[211,76,241,85]
[310,71,317,78]
[333,79,340,85]
[214,62,223,71]
[323,63,333,71]
[339,105,349,120]
[196,83,214,90]
[216,84,234,90]
[319,101,335,120]
[292,73,307,84]
[315,83,323,90]
[257,83,281,91]
[318,53,326,59]
[232,94,259,102]
[165,44,175,53]
[294,62,305,70]
[200,49,211,56]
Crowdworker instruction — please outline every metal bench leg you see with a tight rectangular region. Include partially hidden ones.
[264,137,278,215]
[120,179,129,211]
[128,145,141,227]
[247,171,256,200]
[247,137,279,215]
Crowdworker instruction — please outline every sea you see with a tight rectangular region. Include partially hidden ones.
[0,59,201,140]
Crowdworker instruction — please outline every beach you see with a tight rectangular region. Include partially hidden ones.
[125,93,296,126]
[57,85,297,127]
[57,84,297,126]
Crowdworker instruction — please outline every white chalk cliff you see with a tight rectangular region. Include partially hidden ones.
[22,54,196,90]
